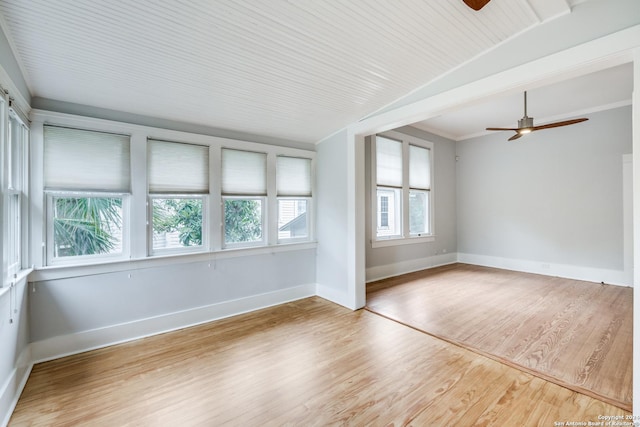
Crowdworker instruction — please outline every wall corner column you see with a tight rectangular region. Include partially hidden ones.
[347,131,366,309]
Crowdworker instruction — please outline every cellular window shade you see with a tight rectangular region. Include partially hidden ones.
[277,156,311,197]
[409,145,431,190]
[221,149,267,195]
[148,140,209,193]
[376,136,402,188]
[44,125,130,192]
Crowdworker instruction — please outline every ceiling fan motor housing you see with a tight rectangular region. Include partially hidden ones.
[518,116,534,129]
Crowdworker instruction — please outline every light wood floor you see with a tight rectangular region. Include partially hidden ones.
[367,263,633,411]
[10,296,629,426]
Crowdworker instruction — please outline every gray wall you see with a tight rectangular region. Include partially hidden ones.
[0,279,29,426]
[456,106,631,271]
[365,126,457,272]
[30,249,316,342]
[0,24,31,426]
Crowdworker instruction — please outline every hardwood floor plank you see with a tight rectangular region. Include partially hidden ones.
[367,263,633,411]
[9,296,629,426]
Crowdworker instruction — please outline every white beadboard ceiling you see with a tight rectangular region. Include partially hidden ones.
[0,0,587,143]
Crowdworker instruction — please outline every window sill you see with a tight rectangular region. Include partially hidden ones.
[29,242,317,282]
[371,235,435,248]
[0,267,34,298]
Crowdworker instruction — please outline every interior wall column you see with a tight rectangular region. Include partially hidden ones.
[348,131,366,309]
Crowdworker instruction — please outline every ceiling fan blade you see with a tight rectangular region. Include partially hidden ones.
[508,133,523,141]
[486,127,519,131]
[463,0,490,11]
[531,118,588,131]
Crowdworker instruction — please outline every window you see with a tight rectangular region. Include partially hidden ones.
[3,105,29,281]
[49,195,124,258]
[277,156,312,242]
[148,140,208,253]
[44,125,130,264]
[221,149,266,247]
[408,144,431,236]
[376,188,401,237]
[34,111,316,269]
[379,196,388,227]
[372,132,433,246]
[375,136,403,239]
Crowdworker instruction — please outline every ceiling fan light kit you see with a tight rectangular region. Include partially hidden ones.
[486,91,588,141]
[517,117,533,133]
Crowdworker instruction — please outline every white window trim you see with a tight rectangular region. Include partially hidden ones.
[371,130,435,249]
[45,191,131,266]
[222,195,267,249]
[6,190,21,277]
[2,101,30,286]
[148,194,209,256]
[30,109,316,274]
[276,196,312,244]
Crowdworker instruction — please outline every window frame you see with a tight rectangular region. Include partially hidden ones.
[6,191,21,276]
[275,155,313,245]
[371,131,434,248]
[375,187,402,238]
[221,148,268,249]
[30,111,316,273]
[2,102,30,285]
[277,197,311,244]
[149,194,208,256]
[147,139,210,256]
[379,195,389,228]
[222,195,266,249]
[45,191,130,266]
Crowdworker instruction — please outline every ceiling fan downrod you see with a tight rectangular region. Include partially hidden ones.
[517,91,533,133]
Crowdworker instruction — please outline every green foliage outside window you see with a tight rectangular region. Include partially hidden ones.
[152,198,262,246]
[224,199,262,243]
[53,197,122,257]
[153,199,203,247]
[54,197,264,257]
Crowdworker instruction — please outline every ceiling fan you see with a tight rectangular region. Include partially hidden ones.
[486,91,589,141]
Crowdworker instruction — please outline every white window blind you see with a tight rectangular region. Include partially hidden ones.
[277,156,311,197]
[409,145,431,190]
[376,136,402,188]
[148,140,209,193]
[44,125,130,192]
[221,149,266,195]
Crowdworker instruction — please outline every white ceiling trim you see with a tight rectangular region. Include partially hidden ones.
[350,25,639,138]
[526,0,571,22]
[357,0,576,126]
[409,122,460,142]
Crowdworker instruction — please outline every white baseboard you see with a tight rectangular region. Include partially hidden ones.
[457,253,633,287]
[366,252,458,283]
[0,347,32,427]
[364,252,632,287]
[30,284,316,364]
[315,284,351,308]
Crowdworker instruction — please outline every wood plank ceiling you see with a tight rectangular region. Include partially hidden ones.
[0,0,574,144]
